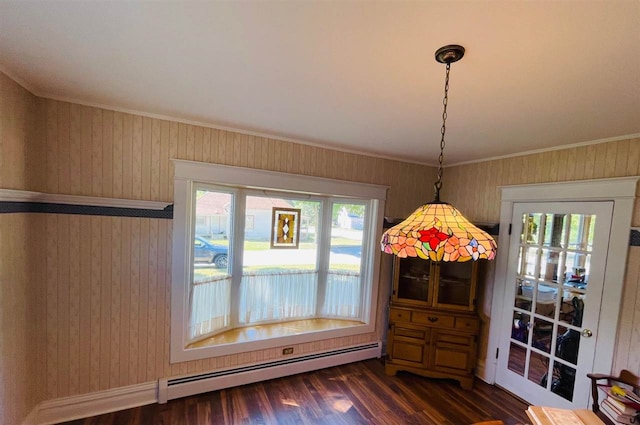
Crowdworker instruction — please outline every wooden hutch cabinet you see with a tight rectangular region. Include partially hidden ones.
[385,256,480,389]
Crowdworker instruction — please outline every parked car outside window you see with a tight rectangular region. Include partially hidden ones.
[194,236,228,268]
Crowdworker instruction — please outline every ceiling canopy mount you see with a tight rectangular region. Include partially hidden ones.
[434,45,465,64]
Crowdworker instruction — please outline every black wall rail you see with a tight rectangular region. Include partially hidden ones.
[0,189,173,219]
[0,201,173,219]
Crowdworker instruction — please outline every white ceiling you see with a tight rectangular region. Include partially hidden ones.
[1,1,638,165]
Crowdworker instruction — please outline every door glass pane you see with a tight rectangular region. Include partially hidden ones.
[564,252,590,287]
[529,351,550,387]
[508,342,526,376]
[524,213,543,245]
[539,249,564,283]
[560,291,585,327]
[522,247,539,277]
[534,284,557,319]
[542,214,567,248]
[517,246,524,275]
[508,211,598,405]
[555,324,581,366]
[586,217,596,250]
[550,360,577,401]
[532,317,553,354]
[568,214,596,250]
[515,278,533,312]
[512,311,530,344]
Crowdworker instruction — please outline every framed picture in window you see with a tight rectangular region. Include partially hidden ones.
[271,207,301,249]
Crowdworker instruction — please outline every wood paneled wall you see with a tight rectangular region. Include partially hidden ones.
[31,97,434,400]
[618,246,640,375]
[40,215,171,397]
[442,139,640,225]
[0,215,44,425]
[37,99,431,218]
[0,72,42,424]
[443,138,640,376]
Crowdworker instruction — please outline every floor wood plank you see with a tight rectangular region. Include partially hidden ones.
[57,359,530,424]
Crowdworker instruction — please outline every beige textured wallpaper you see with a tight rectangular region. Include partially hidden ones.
[443,139,640,225]
[0,72,42,424]
[31,97,436,400]
[443,138,640,376]
[37,99,432,217]
[618,246,640,375]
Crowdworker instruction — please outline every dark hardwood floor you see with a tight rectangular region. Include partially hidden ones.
[58,359,530,425]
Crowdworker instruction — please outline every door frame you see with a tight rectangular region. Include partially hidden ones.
[484,177,638,388]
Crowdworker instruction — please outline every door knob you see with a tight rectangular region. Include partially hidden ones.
[582,329,593,338]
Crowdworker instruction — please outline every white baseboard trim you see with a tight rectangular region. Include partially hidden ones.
[20,342,381,424]
[22,382,157,425]
[159,341,382,402]
[20,406,40,425]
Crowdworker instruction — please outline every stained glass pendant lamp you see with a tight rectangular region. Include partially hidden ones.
[380,45,497,262]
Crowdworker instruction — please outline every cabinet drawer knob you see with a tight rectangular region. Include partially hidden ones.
[428,316,439,323]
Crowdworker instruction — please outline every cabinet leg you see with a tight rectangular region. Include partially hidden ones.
[459,377,474,390]
[384,364,398,376]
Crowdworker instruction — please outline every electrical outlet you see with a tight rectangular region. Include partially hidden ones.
[282,347,294,355]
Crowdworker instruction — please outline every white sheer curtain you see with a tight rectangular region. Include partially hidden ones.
[239,271,318,324]
[189,277,231,340]
[321,271,361,318]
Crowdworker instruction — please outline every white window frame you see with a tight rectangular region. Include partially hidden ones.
[171,159,387,363]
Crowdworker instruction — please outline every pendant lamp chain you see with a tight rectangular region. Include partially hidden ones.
[380,44,497,262]
[434,62,451,203]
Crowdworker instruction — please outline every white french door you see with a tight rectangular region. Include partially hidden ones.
[495,201,613,409]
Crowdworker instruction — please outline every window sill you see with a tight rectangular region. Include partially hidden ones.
[188,318,365,349]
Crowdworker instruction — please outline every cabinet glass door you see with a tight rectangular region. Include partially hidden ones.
[393,257,432,305]
[434,261,476,310]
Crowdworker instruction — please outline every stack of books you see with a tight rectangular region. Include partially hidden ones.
[599,385,640,424]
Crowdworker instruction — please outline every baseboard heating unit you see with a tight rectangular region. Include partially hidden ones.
[158,341,381,403]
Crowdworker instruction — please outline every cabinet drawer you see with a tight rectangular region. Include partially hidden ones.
[412,312,455,328]
[454,317,480,333]
[434,332,472,347]
[389,308,412,323]
[394,326,429,341]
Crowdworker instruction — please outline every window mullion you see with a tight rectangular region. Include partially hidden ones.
[315,199,332,317]
[229,190,246,328]
[358,200,374,316]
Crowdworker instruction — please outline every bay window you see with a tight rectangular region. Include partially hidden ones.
[171,160,386,362]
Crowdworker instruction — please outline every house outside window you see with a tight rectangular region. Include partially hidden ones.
[245,215,255,230]
[171,160,386,362]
